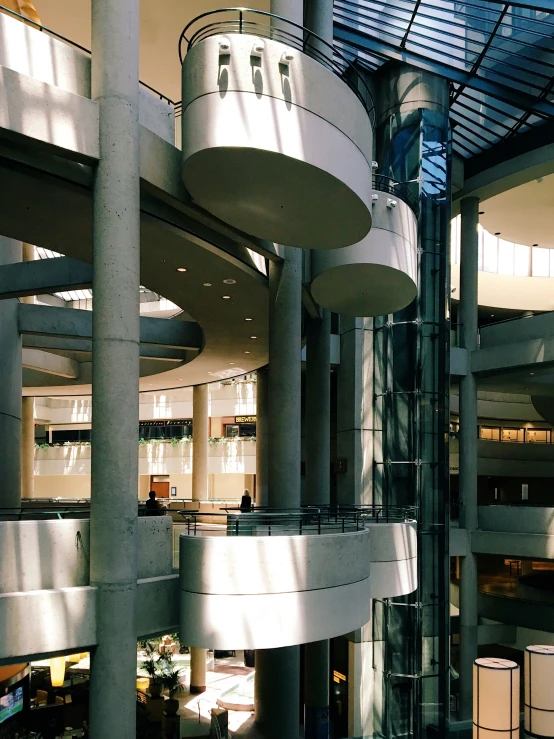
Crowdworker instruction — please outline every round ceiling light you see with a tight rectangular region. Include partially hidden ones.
[245,317,253,321]
[176,267,187,272]
[203,282,212,287]
[250,336,257,339]
[244,351,251,354]
[222,295,231,299]
[223,278,236,285]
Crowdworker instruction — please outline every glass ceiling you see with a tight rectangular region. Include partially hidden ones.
[333,0,554,157]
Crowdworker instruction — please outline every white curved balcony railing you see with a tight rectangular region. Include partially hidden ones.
[179,507,417,649]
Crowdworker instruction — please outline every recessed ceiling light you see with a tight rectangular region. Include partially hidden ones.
[533,244,539,247]
[250,336,257,339]
[245,317,253,321]
[530,372,535,376]
[176,267,187,272]
[223,278,236,285]
[494,232,501,236]
[491,314,495,317]
[222,295,231,299]
[207,372,214,375]
[479,211,485,215]
[203,282,212,287]
[229,362,235,365]
[161,259,167,263]
[244,351,251,354]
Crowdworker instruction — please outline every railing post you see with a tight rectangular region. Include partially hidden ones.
[236,519,239,536]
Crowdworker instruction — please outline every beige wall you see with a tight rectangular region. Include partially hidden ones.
[33,475,90,498]
[32,473,246,500]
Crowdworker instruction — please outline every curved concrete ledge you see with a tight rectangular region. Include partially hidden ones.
[311,194,417,316]
[181,34,373,249]
[180,529,371,648]
[366,521,418,599]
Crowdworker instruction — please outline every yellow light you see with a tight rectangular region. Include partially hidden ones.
[473,657,519,737]
[136,677,149,693]
[68,654,81,663]
[525,645,554,737]
[50,656,66,687]
[333,670,346,682]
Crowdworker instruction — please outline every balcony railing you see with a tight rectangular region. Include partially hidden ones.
[178,7,375,123]
[374,174,419,216]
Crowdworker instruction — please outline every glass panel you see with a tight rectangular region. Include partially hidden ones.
[501,427,525,442]
[527,429,550,444]
[533,247,550,277]
[482,230,498,273]
[514,244,530,276]
[480,426,500,441]
[497,240,514,275]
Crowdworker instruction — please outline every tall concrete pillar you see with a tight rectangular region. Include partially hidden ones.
[21,397,35,499]
[256,366,269,506]
[0,237,22,510]
[304,310,331,737]
[192,384,209,501]
[255,246,302,739]
[190,383,209,692]
[458,196,480,720]
[305,311,331,506]
[21,244,35,500]
[88,0,141,736]
[304,0,333,60]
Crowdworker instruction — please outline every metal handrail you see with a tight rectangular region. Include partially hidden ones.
[374,174,420,216]
[178,7,375,124]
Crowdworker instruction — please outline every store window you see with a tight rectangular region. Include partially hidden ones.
[501,427,525,443]
[139,420,192,439]
[224,417,256,438]
[480,426,500,441]
[527,429,550,444]
[51,428,91,443]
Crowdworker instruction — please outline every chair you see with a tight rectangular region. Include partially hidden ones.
[35,689,48,706]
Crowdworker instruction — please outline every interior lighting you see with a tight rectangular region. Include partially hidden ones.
[203,282,212,287]
[525,645,554,737]
[222,295,231,299]
[533,244,539,247]
[50,657,66,687]
[244,351,251,354]
[479,211,485,215]
[245,317,253,321]
[176,267,187,272]
[223,278,236,285]
[473,658,519,738]
[530,373,535,376]
[250,336,257,339]
[495,232,501,236]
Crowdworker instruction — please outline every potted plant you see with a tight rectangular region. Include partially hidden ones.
[140,642,163,698]
[160,664,183,716]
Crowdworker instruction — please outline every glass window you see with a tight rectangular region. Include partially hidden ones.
[483,231,498,273]
[501,427,525,443]
[238,422,256,437]
[527,429,550,444]
[478,225,484,271]
[497,240,514,275]
[533,247,550,277]
[514,244,530,276]
[225,424,240,438]
[480,426,500,441]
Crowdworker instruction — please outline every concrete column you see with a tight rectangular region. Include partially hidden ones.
[256,366,269,507]
[21,244,35,500]
[190,647,207,694]
[304,0,333,61]
[458,196,480,721]
[305,311,331,506]
[192,384,209,501]
[0,237,22,510]
[336,317,374,506]
[190,383,209,692]
[21,397,35,499]
[267,247,302,508]
[255,247,302,739]
[88,0,140,736]
[304,311,331,736]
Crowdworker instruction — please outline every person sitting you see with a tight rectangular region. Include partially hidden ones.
[145,490,164,516]
[240,489,252,512]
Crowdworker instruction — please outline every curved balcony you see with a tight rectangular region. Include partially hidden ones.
[179,9,374,250]
[311,176,418,316]
[179,506,417,649]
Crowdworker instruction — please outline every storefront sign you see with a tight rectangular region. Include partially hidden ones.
[235,416,256,423]
[140,420,192,427]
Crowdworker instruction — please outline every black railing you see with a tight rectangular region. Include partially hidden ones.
[374,174,420,216]
[178,8,375,124]
[178,504,416,536]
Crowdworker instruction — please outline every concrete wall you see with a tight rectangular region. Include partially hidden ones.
[0,11,174,144]
[478,505,554,535]
[0,516,172,593]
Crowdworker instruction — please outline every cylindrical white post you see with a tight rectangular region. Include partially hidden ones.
[21,397,35,499]
[473,658,519,738]
[192,384,209,501]
[525,645,554,738]
[256,366,269,507]
[89,0,141,736]
[190,646,207,695]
